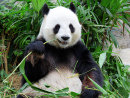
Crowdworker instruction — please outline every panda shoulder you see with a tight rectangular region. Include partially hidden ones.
[74,41,94,59]
[74,41,87,51]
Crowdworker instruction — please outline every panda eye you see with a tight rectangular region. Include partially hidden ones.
[53,24,60,34]
[69,24,75,33]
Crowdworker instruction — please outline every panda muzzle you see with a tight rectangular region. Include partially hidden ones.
[58,39,68,45]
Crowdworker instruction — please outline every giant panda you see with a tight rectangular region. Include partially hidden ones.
[17,2,103,98]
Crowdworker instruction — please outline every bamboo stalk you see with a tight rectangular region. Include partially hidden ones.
[1,34,4,69]
[3,34,8,74]
[1,33,9,74]
[5,41,11,74]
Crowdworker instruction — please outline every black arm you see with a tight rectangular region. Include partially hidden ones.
[21,40,50,85]
[74,41,103,98]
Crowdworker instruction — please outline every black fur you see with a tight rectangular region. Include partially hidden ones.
[53,24,60,34]
[42,3,49,16]
[69,23,75,33]
[17,94,33,98]
[69,2,76,13]
[17,95,26,98]
[19,37,103,98]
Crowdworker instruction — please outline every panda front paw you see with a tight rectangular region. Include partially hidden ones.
[25,41,45,66]
[26,41,45,54]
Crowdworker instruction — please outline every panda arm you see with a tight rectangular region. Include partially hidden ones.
[21,39,50,85]
[75,42,103,98]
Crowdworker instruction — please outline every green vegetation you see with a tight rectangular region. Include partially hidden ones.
[0,0,130,98]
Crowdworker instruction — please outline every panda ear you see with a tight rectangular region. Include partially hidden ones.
[42,3,50,16]
[69,2,76,13]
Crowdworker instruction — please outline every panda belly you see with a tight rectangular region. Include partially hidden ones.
[22,69,82,97]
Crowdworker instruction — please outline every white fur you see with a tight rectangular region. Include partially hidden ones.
[37,6,81,48]
[22,69,82,97]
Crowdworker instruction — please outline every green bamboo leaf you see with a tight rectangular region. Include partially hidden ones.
[41,94,58,97]
[87,0,91,9]
[99,52,106,68]
[116,59,121,78]
[18,83,29,93]
[110,31,119,48]
[118,7,130,12]
[92,27,105,33]
[70,91,80,97]
[56,87,69,93]
[101,0,110,7]
[106,8,113,17]
[43,83,51,88]
[32,0,38,11]
[21,35,31,46]
[90,11,99,24]
[88,77,107,95]
[19,58,25,74]
[31,0,46,12]
[106,44,112,62]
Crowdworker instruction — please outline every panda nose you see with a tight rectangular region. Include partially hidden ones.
[61,36,70,41]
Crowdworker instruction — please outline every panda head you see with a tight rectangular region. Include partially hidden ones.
[38,3,81,48]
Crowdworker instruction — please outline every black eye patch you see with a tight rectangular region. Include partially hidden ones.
[69,24,75,33]
[53,24,60,34]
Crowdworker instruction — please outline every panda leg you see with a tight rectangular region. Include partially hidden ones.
[17,95,26,98]
[17,94,34,98]
[80,71,102,98]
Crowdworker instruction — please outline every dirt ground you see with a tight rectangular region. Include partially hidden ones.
[7,73,22,90]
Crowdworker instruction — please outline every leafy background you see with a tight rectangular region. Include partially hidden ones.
[0,0,130,97]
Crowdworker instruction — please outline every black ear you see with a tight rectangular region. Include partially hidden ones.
[69,2,76,13]
[42,3,49,16]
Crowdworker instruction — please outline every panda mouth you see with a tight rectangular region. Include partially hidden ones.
[58,40,68,45]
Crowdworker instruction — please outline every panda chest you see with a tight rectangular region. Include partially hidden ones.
[46,51,77,70]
